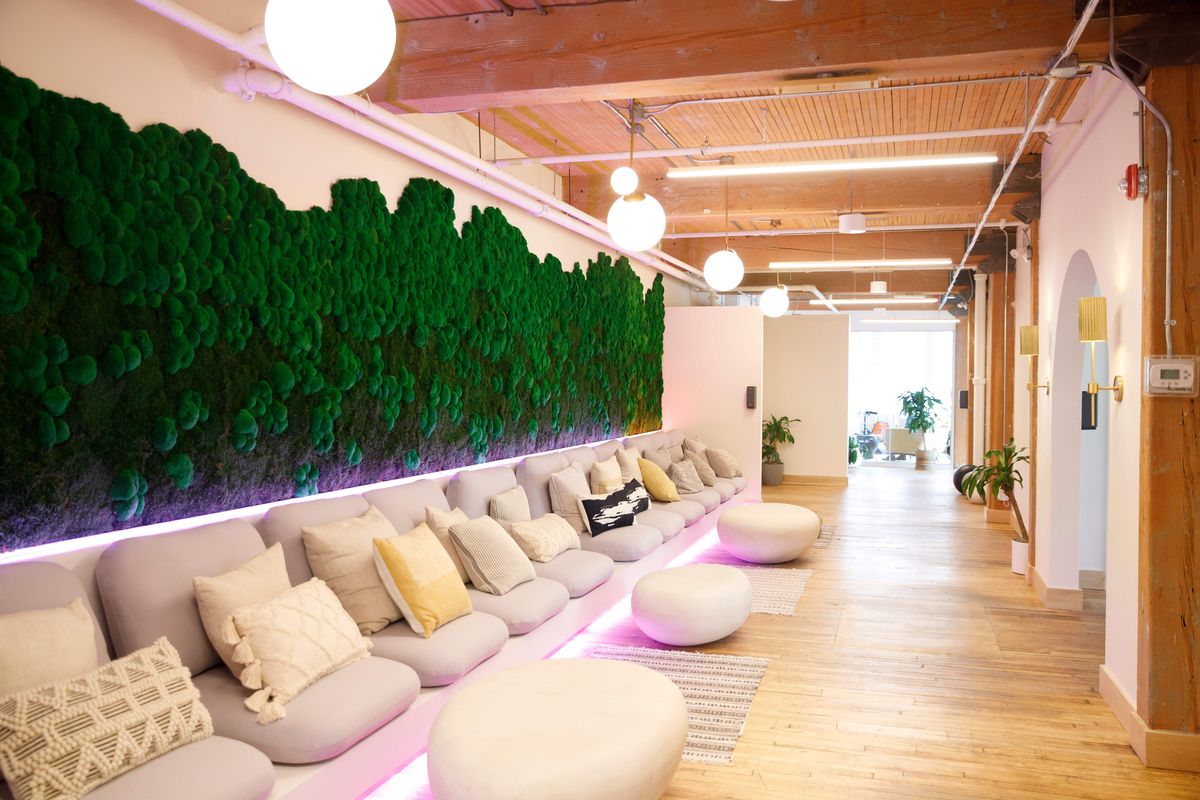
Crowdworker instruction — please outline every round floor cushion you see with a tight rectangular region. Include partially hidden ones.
[428,659,687,800]
[718,502,821,563]
[632,564,751,646]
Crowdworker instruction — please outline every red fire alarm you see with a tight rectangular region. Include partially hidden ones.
[1119,163,1147,200]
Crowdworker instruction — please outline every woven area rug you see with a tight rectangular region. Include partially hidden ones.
[585,644,769,765]
[812,523,836,548]
[736,566,813,615]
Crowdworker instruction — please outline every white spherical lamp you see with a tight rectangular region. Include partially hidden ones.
[610,166,639,196]
[703,249,744,291]
[759,286,790,318]
[265,0,397,97]
[607,193,667,252]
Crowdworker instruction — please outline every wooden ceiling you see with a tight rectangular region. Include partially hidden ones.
[371,0,1152,303]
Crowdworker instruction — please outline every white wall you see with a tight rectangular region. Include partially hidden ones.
[1034,70,1143,700]
[764,315,850,478]
[662,307,764,498]
[0,0,693,306]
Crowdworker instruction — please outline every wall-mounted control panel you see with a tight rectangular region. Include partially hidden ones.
[1143,356,1198,397]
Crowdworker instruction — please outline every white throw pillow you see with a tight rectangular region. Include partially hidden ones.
[615,447,643,483]
[302,505,403,635]
[0,599,99,697]
[449,516,537,595]
[489,485,532,530]
[426,505,472,584]
[225,578,372,724]
[590,455,623,494]
[506,514,581,562]
[548,462,592,533]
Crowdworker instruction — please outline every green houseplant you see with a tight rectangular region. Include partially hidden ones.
[897,387,942,469]
[962,439,1031,573]
[762,415,797,486]
[848,435,859,466]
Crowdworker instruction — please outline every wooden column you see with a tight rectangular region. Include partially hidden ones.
[985,269,1016,510]
[1136,63,1200,769]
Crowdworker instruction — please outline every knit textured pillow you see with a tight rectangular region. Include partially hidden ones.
[0,637,212,800]
[686,450,718,486]
[224,578,372,724]
[506,514,581,562]
[488,486,532,531]
[668,460,705,494]
[706,447,743,479]
[449,516,537,595]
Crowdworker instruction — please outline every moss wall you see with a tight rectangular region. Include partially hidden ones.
[0,67,664,550]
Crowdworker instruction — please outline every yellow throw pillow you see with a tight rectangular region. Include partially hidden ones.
[373,524,473,639]
[638,458,681,502]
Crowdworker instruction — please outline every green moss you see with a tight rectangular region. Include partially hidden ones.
[110,468,148,521]
[151,416,177,453]
[164,453,193,489]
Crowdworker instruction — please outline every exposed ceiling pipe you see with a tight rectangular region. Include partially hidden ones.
[664,221,1010,240]
[494,121,1073,167]
[128,0,707,291]
[938,0,1105,309]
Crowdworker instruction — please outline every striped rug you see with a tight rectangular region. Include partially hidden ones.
[586,644,769,765]
[813,523,836,548]
[737,566,813,615]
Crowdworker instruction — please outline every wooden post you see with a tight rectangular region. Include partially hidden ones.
[986,268,1016,512]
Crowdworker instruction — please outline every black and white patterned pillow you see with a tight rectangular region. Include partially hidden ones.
[577,480,651,534]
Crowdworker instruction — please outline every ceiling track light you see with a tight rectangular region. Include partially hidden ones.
[666,153,998,180]
[811,296,937,306]
[769,258,953,270]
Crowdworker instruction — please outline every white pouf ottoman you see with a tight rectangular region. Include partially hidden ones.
[428,659,687,800]
[718,502,820,564]
[632,564,751,646]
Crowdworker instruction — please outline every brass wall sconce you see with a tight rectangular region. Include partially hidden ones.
[1019,324,1050,395]
[1078,298,1124,418]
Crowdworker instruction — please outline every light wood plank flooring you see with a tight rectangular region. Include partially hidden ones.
[597,465,1200,799]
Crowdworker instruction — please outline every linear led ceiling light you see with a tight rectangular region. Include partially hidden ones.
[770,258,953,270]
[809,296,937,306]
[858,318,960,325]
[666,153,998,180]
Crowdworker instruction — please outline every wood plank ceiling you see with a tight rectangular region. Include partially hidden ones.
[378,1,1107,301]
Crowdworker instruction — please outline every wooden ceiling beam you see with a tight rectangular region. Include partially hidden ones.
[380,0,1119,111]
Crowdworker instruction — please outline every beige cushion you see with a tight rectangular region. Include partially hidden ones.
[615,447,643,483]
[638,457,681,502]
[686,450,719,486]
[301,505,403,635]
[706,447,743,478]
[371,613,509,688]
[426,506,472,583]
[373,524,473,638]
[590,455,623,494]
[643,447,673,472]
[0,599,99,696]
[225,578,373,724]
[683,436,707,455]
[489,485,532,530]
[466,579,569,636]
[532,550,615,598]
[0,637,212,800]
[669,460,704,494]
[548,462,591,533]
[667,444,685,463]
[450,516,537,595]
[506,513,582,562]
[193,543,292,679]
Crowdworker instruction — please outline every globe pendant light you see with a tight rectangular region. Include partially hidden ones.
[760,284,790,318]
[265,0,397,97]
[703,178,744,291]
[607,101,668,253]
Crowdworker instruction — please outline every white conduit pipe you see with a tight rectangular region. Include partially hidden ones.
[939,0,1105,310]
[665,221,1010,240]
[496,122,1074,168]
[130,0,708,291]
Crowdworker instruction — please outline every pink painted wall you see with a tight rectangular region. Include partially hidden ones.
[662,307,764,498]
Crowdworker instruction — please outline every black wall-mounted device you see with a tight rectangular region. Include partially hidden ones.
[746,386,758,409]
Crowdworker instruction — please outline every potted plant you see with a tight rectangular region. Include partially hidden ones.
[762,415,797,486]
[848,435,859,467]
[962,439,1031,574]
[897,387,942,469]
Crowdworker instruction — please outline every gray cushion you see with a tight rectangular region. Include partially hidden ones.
[194,656,419,764]
[730,476,748,493]
[371,612,509,687]
[651,498,706,525]
[515,451,571,518]
[86,736,274,800]
[96,519,266,675]
[635,509,686,541]
[643,447,673,472]
[446,467,518,520]
[591,440,620,461]
[0,561,109,664]
[711,479,737,501]
[365,479,450,532]
[681,487,721,513]
[466,578,569,635]
[580,524,662,561]
[532,550,615,598]
[257,495,370,585]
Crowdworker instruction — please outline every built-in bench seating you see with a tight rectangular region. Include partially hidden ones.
[0,429,745,799]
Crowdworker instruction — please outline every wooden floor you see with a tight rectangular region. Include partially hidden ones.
[600,466,1200,799]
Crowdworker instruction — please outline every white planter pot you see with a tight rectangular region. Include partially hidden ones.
[1011,540,1029,576]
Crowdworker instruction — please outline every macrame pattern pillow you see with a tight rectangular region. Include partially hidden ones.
[224,578,372,724]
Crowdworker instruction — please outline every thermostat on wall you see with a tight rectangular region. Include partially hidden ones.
[1143,356,1199,397]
